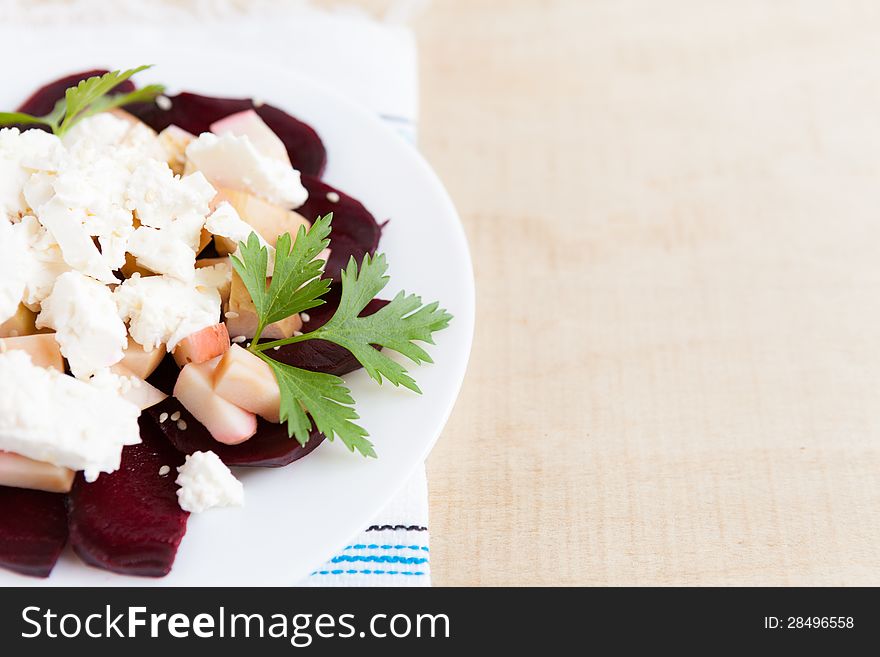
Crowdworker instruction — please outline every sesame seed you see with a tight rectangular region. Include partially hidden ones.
[170,411,181,422]
[253,97,265,108]
[301,313,310,323]
[273,346,281,351]
[326,192,340,203]
[232,335,247,343]
[156,95,172,111]
[293,331,303,337]
[159,412,169,423]
[177,420,188,431]
[159,465,171,476]
[225,311,239,319]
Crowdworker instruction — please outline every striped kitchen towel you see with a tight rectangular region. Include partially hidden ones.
[0,0,432,587]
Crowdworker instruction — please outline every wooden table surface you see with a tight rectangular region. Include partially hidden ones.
[409,0,880,585]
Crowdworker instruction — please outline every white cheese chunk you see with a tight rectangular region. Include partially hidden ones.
[114,274,222,351]
[0,221,26,324]
[125,159,215,229]
[175,450,244,513]
[35,197,118,284]
[11,216,71,311]
[204,202,275,275]
[127,226,196,281]
[186,132,307,209]
[36,271,128,379]
[0,128,66,220]
[194,261,233,294]
[0,350,141,482]
[62,113,166,171]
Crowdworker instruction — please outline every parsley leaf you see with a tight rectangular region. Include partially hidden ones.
[256,353,376,457]
[229,214,332,344]
[267,253,453,393]
[0,66,164,136]
[230,195,451,457]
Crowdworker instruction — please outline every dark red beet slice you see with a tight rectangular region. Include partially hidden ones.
[145,399,325,468]
[17,69,135,117]
[146,352,183,396]
[67,418,188,577]
[125,92,326,177]
[298,176,384,281]
[0,487,68,578]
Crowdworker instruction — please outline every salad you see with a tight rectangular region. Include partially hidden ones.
[0,67,450,578]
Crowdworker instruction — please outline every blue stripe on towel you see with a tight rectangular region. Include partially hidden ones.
[344,544,429,552]
[313,569,427,577]
[331,555,429,565]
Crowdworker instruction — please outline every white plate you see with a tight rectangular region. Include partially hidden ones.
[0,58,474,585]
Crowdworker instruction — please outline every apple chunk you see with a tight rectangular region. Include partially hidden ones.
[0,451,75,493]
[109,365,168,410]
[0,334,63,371]
[0,304,38,338]
[158,125,196,176]
[173,323,230,367]
[226,271,303,340]
[213,344,281,422]
[119,337,166,380]
[213,187,310,255]
[173,357,257,445]
[210,110,291,165]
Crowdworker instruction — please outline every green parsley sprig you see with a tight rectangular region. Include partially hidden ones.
[0,66,164,137]
[230,214,452,457]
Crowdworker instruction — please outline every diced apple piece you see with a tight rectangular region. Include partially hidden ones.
[173,323,230,367]
[174,357,257,445]
[119,336,166,380]
[0,334,63,371]
[213,344,281,422]
[213,187,310,254]
[158,125,196,176]
[120,252,156,279]
[196,257,231,268]
[0,303,38,338]
[198,228,212,254]
[109,365,168,410]
[226,271,303,340]
[0,451,75,493]
[210,110,291,164]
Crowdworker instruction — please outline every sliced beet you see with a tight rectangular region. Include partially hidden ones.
[298,176,384,281]
[0,486,68,578]
[67,418,188,577]
[145,398,324,468]
[17,69,135,117]
[125,92,326,177]
[146,352,183,396]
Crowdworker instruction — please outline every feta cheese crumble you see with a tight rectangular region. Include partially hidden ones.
[204,201,275,273]
[0,350,141,482]
[0,221,27,324]
[37,271,128,379]
[175,450,244,513]
[186,132,308,209]
[114,273,222,351]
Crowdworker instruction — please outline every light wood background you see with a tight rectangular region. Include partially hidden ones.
[404,0,880,586]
